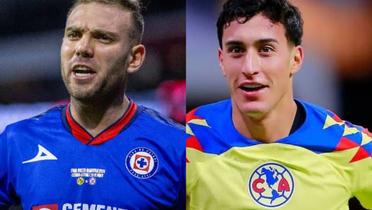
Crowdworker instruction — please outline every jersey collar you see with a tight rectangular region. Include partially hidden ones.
[63,101,137,145]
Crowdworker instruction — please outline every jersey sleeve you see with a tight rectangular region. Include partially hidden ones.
[352,129,372,209]
[186,109,201,210]
[0,130,15,208]
[186,109,217,210]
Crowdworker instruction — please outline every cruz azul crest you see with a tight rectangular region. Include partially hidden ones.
[125,147,159,179]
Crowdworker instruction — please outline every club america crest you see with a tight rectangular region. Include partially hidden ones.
[248,162,295,208]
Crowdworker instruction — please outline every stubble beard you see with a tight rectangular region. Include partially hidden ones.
[61,68,100,104]
[62,71,127,106]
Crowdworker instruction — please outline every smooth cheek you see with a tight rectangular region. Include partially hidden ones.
[224,59,241,89]
[263,57,284,83]
[265,60,290,101]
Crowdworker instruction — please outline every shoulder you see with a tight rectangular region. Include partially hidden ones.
[187,99,231,122]
[296,99,368,137]
[298,99,365,130]
[186,99,230,134]
[296,99,371,155]
[133,105,186,163]
[186,99,232,130]
[186,99,234,153]
[0,106,65,166]
[133,105,186,148]
[298,101,372,206]
[136,105,185,132]
[1,106,65,139]
[299,100,335,119]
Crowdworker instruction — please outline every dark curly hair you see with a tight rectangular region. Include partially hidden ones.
[217,0,303,48]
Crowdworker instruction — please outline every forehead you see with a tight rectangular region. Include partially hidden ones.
[222,13,287,45]
[66,2,132,34]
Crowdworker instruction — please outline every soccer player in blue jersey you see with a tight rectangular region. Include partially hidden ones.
[186,0,372,209]
[0,0,185,209]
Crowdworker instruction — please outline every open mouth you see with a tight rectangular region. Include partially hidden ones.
[72,65,96,77]
[239,84,267,92]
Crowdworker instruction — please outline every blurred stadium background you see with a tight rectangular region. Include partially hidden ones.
[0,0,186,133]
[187,1,371,209]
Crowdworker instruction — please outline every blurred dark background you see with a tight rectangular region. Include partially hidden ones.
[0,0,186,131]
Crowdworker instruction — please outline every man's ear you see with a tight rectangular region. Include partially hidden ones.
[218,48,227,77]
[127,44,146,74]
[289,45,304,77]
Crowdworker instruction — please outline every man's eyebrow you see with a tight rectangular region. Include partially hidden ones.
[224,38,279,47]
[256,38,279,45]
[224,40,244,47]
[91,29,119,38]
[64,27,119,38]
[65,26,83,32]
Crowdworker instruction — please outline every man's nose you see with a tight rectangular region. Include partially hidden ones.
[75,35,94,58]
[242,51,259,76]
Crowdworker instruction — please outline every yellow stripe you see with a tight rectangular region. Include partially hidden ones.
[188,119,210,127]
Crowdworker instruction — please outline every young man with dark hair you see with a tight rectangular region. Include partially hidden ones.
[186,0,372,209]
[0,0,185,209]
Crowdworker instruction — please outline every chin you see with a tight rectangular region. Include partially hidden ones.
[68,88,97,101]
[235,100,269,119]
[67,81,95,96]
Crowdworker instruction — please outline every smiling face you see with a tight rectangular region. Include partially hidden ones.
[61,2,144,102]
[218,13,303,120]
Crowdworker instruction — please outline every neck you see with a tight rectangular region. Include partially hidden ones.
[232,98,297,143]
[69,94,130,137]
